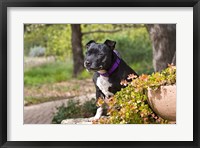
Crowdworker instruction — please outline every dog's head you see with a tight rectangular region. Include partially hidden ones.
[84,39,116,71]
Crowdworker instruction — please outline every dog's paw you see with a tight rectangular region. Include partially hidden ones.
[88,116,101,122]
[88,117,95,122]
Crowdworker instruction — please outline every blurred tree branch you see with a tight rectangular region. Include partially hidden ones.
[82,24,144,35]
[82,29,122,35]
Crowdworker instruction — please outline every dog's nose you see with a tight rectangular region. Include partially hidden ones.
[85,60,91,67]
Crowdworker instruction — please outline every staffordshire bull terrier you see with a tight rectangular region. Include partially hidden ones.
[84,39,138,120]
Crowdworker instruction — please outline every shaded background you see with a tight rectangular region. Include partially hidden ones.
[24,24,176,124]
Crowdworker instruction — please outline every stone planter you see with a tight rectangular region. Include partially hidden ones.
[147,85,176,121]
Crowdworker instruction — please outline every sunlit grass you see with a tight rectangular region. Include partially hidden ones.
[24,60,73,86]
[24,59,93,87]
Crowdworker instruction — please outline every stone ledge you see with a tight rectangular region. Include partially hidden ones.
[61,118,93,124]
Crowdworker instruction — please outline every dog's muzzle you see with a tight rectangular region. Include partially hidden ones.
[84,61,103,71]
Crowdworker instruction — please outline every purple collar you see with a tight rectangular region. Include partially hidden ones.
[98,50,121,77]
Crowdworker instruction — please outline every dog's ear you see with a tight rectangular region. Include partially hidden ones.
[104,39,116,50]
[86,40,95,49]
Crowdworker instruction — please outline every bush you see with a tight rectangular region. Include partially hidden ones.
[52,98,97,124]
[29,46,46,57]
[94,64,176,124]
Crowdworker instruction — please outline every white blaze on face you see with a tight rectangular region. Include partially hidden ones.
[96,75,114,98]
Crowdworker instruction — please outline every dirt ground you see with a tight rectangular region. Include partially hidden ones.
[24,79,95,106]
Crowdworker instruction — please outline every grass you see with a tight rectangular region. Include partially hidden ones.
[24,58,94,87]
[24,61,72,86]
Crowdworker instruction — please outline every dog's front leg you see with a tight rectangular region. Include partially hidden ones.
[89,86,105,121]
[93,106,103,120]
[89,106,103,121]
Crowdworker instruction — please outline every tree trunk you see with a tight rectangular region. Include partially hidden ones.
[146,24,176,72]
[71,24,84,77]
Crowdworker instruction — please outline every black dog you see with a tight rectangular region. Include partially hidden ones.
[84,39,138,120]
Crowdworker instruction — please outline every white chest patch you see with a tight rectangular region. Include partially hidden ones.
[96,76,114,98]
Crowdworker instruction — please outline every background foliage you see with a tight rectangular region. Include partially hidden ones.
[24,24,153,77]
